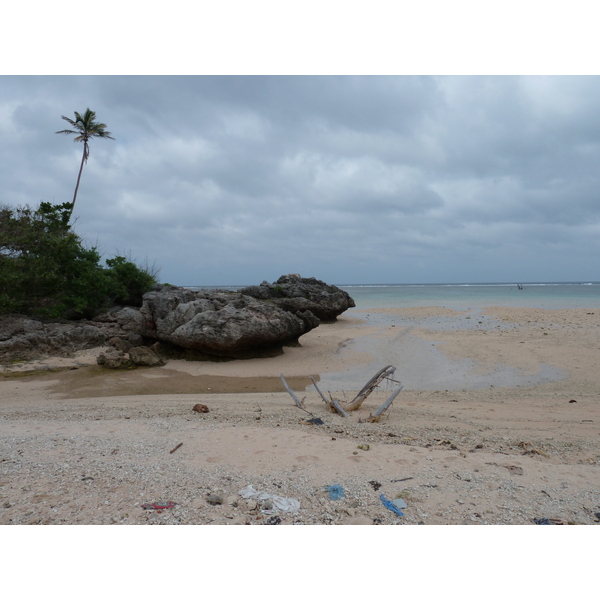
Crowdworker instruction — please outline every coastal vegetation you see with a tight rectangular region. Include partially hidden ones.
[0,109,156,319]
[0,201,157,318]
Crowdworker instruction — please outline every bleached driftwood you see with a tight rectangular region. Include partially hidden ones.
[329,393,349,418]
[310,377,330,407]
[344,365,397,412]
[309,376,348,417]
[280,374,305,409]
[361,385,403,423]
[281,366,402,422]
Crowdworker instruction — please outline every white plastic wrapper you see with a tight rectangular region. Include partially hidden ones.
[238,485,300,512]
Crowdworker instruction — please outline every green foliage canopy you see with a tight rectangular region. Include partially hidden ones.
[0,202,156,318]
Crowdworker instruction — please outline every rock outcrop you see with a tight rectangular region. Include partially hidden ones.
[239,274,355,321]
[96,349,134,369]
[0,275,355,363]
[135,286,319,359]
[0,315,125,362]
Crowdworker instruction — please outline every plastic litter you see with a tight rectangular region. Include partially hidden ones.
[325,484,345,500]
[392,498,408,510]
[239,485,300,512]
[305,418,324,425]
[380,494,404,517]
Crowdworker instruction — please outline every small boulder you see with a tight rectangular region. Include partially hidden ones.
[97,349,135,369]
[193,403,210,413]
[128,346,165,367]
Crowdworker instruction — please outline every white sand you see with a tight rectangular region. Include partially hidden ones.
[1,306,599,525]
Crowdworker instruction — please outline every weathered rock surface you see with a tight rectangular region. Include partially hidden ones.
[0,315,123,362]
[97,346,165,369]
[0,275,355,363]
[97,349,134,369]
[239,274,355,321]
[128,346,165,367]
[137,287,319,358]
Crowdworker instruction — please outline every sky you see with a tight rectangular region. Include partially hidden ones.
[2,75,600,286]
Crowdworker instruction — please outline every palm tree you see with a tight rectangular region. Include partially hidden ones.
[56,108,114,219]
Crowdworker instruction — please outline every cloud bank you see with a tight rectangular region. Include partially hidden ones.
[2,75,599,285]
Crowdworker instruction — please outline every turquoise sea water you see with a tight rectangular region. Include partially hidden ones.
[187,282,600,310]
[338,282,600,310]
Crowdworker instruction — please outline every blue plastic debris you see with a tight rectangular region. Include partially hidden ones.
[325,484,345,500]
[380,494,404,517]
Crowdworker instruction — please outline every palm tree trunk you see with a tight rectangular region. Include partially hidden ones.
[69,143,87,221]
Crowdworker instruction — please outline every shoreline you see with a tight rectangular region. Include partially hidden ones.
[1,306,599,525]
[4,305,597,391]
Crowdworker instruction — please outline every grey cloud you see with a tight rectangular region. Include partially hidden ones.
[2,75,600,285]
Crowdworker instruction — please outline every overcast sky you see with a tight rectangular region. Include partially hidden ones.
[2,75,600,285]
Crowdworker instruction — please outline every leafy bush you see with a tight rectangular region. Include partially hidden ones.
[0,202,157,318]
[105,256,157,307]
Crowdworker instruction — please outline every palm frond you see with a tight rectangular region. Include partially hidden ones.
[56,110,114,140]
[93,130,115,139]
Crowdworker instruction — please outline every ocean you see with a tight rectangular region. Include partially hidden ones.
[337,282,600,310]
[188,282,600,310]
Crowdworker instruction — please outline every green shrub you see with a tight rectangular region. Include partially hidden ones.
[105,256,156,307]
[0,202,157,318]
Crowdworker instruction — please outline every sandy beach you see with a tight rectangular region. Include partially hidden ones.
[1,306,599,525]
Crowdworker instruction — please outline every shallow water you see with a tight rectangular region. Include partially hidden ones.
[312,324,566,393]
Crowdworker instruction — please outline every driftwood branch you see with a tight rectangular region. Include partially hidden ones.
[280,374,305,409]
[329,394,349,418]
[310,377,330,406]
[363,385,403,423]
[283,366,401,423]
[310,376,348,417]
[344,365,397,412]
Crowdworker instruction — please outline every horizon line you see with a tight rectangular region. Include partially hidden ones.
[178,280,600,289]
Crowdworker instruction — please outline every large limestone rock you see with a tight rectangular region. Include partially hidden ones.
[239,274,355,321]
[0,275,355,363]
[137,287,319,358]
